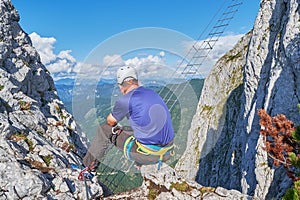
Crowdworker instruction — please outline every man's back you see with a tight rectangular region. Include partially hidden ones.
[112,86,174,145]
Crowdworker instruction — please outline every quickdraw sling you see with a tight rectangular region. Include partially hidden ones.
[123,136,174,170]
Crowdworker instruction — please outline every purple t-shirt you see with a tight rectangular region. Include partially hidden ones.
[111,86,174,145]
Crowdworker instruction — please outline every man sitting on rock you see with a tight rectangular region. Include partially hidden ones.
[79,65,174,177]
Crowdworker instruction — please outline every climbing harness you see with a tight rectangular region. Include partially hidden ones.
[123,136,174,170]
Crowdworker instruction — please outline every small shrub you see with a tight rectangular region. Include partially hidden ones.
[19,100,31,110]
[37,130,44,136]
[26,138,34,151]
[25,157,53,173]
[8,133,27,141]
[170,181,190,192]
[42,155,53,167]
[8,133,34,151]
[55,121,64,126]
[258,104,300,198]
[61,141,76,152]
[22,60,30,67]
[283,180,300,200]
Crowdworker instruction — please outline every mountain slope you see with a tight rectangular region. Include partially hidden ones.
[176,0,300,199]
[0,1,102,199]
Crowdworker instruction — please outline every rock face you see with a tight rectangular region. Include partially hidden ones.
[2,0,298,199]
[103,164,252,200]
[0,0,103,199]
[176,0,300,199]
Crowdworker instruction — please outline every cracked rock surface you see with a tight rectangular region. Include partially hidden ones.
[0,0,102,199]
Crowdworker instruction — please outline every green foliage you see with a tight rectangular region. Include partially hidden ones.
[289,152,300,168]
[8,133,34,151]
[9,133,27,141]
[170,181,190,192]
[18,100,31,110]
[22,60,30,67]
[292,126,300,142]
[0,84,4,91]
[37,130,44,136]
[283,185,299,200]
[26,138,34,151]
[42,155,52,166]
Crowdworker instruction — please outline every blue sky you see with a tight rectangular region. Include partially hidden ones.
[11,0,261,80]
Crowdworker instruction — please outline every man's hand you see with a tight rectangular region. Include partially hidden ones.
[107,113,117,127]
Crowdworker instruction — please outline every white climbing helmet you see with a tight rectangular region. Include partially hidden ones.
[116,66,138,84]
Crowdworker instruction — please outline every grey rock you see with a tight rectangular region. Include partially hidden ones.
[104,164,251,199]
[176,0,299,199]
[0,0,100,199]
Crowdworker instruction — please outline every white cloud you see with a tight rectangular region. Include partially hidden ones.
[29,32,80,80]
[103,54,124,67]
[29,32,245,81]
[58,50,76,63]
[124,55,169,78]
[29,32,56,64]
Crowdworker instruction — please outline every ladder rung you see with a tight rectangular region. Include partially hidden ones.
[218,17,233,22]
[181,71,197,74]
[209,31,223,36]
[206,39,218,42]
[186,63,202,66]
[193,55,207,58]
[213,24,229,28]
[228,2,243,8]
[223,10,238,15]
[199,47,213,50]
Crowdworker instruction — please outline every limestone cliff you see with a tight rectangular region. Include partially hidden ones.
[0,0,252,199]
[0,0,103,199]
[176,0,300,199]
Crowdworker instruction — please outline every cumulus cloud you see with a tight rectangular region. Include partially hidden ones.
[124,54,170,78]
[29,32,80,80]
[29,32,244,81]
[29,32,57,64]
[103,54,124,67]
